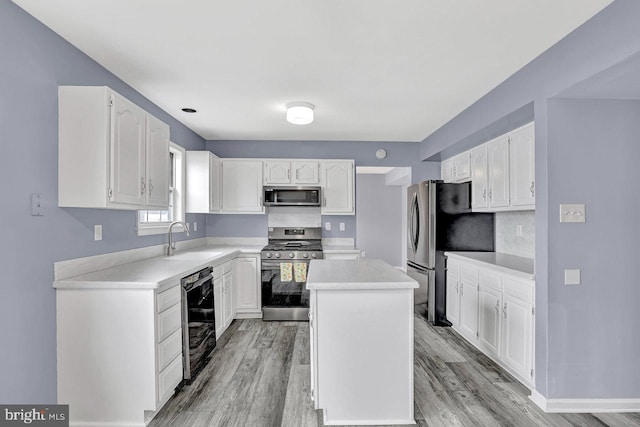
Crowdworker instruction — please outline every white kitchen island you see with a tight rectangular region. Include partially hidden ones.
[307,259,418,426]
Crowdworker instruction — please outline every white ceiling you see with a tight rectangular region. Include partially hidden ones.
[13,0,612,142]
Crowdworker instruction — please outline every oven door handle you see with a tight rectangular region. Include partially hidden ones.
[183,273,213,292]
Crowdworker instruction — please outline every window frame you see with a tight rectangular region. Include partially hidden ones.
[136,142,187,236]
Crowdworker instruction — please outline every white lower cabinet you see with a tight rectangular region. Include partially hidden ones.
[446,255,535,388]
[213,275,224,339]
[233,255,261,317]
[223,270,234,327]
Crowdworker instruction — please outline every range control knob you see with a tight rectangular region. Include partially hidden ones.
[266,252,272,258]
[303,253,309,258]
[311,253,317,259]
[275,253,281,259]
[289,252,295,259]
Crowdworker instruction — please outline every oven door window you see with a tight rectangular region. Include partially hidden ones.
[261,260,310,308]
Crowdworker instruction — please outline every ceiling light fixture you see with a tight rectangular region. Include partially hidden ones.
[286,102,314,125]
[181,107,197,113]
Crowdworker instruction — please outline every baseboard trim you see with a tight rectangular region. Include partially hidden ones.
[529,390,640,413]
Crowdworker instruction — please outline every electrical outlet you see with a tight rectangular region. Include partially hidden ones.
[193,222,198,232]
[94,225,103,241]
[516,225,523,236]
[339,222,345,231]
[31,193,44,216]
[361,251,366,257]
[325,222,331,231]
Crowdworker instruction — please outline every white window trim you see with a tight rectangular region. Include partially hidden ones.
[136,142,187,236]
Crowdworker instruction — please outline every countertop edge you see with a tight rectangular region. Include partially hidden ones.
[445,252,535,280]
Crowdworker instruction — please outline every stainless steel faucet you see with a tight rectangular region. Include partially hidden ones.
[167,221,190,256]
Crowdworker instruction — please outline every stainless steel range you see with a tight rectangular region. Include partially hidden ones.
[261,227,323,321]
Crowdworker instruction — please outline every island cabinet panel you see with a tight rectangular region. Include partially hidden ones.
[311,289,414,425]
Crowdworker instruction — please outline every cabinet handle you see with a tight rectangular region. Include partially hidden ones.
[530,181,535,197]
[460,283,463,296]
[323,196,326,207]
[140,177,146,195]
[148,180,153,196]
[482,189,486,201]
[495,300,500,313]
[503,302,507,319]
[488,189,492,201]
[296,170,300,180]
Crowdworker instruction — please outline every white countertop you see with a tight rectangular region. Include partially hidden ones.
[445,251,534,280]
[307,259,418,290]
[322,244,361,254]
[53,245,263,290]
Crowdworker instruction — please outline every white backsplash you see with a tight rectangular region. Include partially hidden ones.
[495,211,535,259]
[267,206,322,228]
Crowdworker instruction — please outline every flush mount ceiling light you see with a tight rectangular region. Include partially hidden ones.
[286,102,314,125]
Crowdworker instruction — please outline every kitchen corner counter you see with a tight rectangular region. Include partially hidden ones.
[445,251,534,279]
[307,259,418,290]
[53,245,263,289]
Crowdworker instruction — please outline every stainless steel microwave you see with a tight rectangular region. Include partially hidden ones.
[263,186,321,207]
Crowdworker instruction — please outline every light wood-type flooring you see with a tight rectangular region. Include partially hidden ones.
[149,316,640,427]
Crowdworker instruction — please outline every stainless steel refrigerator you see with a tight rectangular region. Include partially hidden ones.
[407,180,494,326]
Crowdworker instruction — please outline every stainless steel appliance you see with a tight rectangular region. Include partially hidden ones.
[181,266,216,382]
[261,227,323,321]
[263,186,321,207]
[407,180,494,325]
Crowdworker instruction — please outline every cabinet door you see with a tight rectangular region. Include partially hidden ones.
[459,280,479,339]
[509,124,535,207]
[501,294,534,380]
[264,161,291,184]
[487,136,510,208]
[470,146,488,209]
[309,291,317,406]
[453,153,471,182]
[110,93,146,206]
[320,161,354,214]
[213,277,224,339]
[478,287,502,356]
[222,160,264,213]
[441,159,454,183]
[446,272,460,326]
[145,114,170,208]
[223,272,234,328]
[209,154,221,212]
[292,161,319,184]
[233,257,259,311]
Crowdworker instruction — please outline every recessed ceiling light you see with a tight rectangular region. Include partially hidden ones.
[286,102,314,125]
[181,108,197,113]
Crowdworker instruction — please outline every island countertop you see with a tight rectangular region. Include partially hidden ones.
[307,258,418,290]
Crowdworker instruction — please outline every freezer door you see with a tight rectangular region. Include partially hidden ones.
[408,181,436,268]
[406,262,431,307]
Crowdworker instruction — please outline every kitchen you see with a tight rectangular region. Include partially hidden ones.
[3,0,640,426]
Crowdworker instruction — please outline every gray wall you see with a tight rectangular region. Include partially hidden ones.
[417,0,640,399]
[356,174,403,266]
[546,98,640,398]
[1,1,206,403]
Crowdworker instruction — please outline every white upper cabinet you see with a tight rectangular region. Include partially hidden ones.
[509,123,535,208]
[320,160,355,215]
[292,161,319,184]
[264,160,320,185]
[263,161,291,185]
[470,145,488,209]
[486,135,510,208]
[145,114,170,208]
[441,154,470,183]
[186,151,221,213]
[58,86,170,210]
[221,159,264,213]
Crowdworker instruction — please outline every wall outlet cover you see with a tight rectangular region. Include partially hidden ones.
[516,224,523,236]
[94,225,103,241]
[339,222,345,231]
[564,269,581,285]
[193,222,198,232]
[325,222,331,231]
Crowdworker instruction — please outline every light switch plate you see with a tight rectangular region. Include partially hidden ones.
[325,222,331,231]
[339,222,345,231]
[564,269,581,285]
[560,204,586,223]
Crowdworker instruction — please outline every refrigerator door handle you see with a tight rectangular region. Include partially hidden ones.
[409,192,419,254]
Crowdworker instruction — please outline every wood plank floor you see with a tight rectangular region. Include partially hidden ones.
[149,316,640,427]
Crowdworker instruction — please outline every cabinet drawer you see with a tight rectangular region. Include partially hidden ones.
[157,303,182,343]
[158,328,183,372]
[223,261,233,273]
[461,263,479,284]
[447,258,460,277]
[479,269,502,291]
[503,276,534,302]
[157,354,183,404]
[156,285,181,313]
